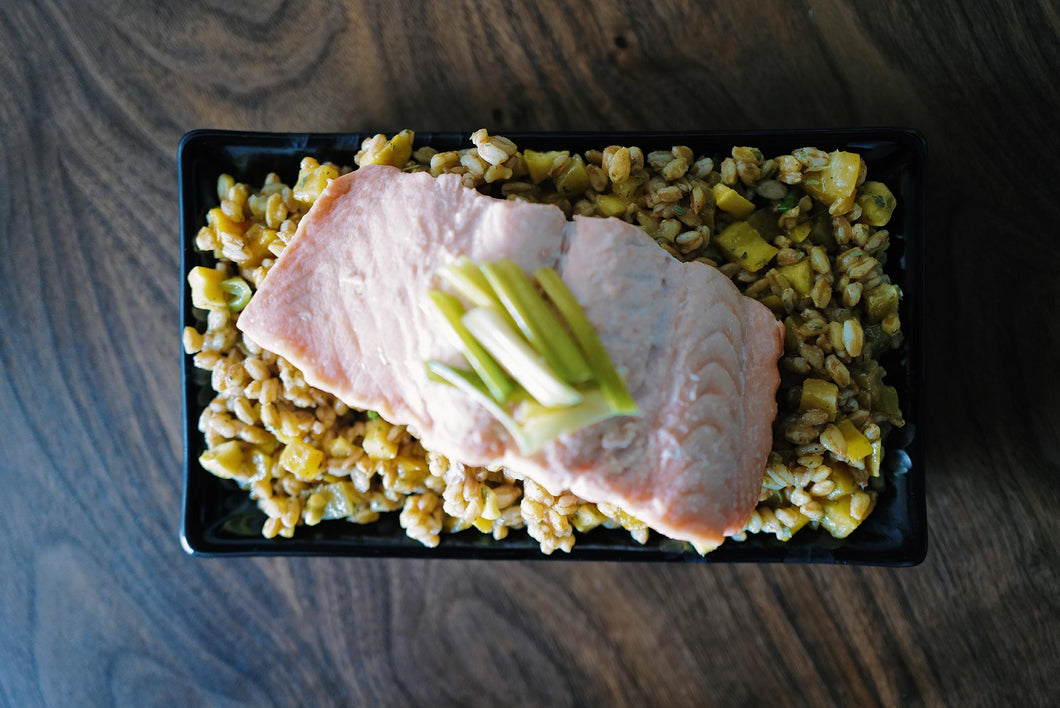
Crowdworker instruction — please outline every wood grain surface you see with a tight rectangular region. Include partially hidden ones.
[2,0,1058,705]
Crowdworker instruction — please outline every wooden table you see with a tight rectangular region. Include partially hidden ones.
[2,1,1057,705]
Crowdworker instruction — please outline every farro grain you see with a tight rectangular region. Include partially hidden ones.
[756,179,787,200]
[720,158,738,185]
[843,319,865,358]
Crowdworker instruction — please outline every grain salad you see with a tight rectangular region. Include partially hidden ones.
[183,130,905,554]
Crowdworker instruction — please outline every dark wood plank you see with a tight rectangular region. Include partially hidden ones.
[1,0,1058,705]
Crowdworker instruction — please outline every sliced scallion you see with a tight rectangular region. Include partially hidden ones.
[424,290,515,404]
[461,306,582,409]
[481,259,592,385]
[533,267,639,415]
[424,361,532,452]
[221,277,252,312]
[517,389,618,449]
[437,257,498,309]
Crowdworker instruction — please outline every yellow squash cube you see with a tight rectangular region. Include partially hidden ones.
[864,282,900,322]
[358,129,415,168]
[595,193,628,218]
[199,441,245,479]
[188,266,227,310]
[857,181,897,226]
[778,259,813,297]
[790,221,812,243]
[837,419,872,462]
[800,378,839,419]
[362,418,399,460]
[554,154,590,197]
[803,151,861,205]
[712,183,755,219]
[523,149,569,184]
[294,162,340,206]
[612,169,649,200]
[207,207,244,241]
[715,221,778,272]
[821,495,860,538]
[279,439,324,480]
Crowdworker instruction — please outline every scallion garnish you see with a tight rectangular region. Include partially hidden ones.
[423,259,638,453]
[462,307,582,409]
[221,277,252,312]
[424,290,515,404]
[534,268,639,415]
[481,259,592,384]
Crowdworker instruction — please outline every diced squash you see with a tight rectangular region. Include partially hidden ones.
[778,259,813,297]
[571,504,607,533]
[612,169,649,200]
[188,266,227,310]
[294,161,340,205]
[837,419,872,462]
[325,436,356,458]
[554,154,590,197]
[595,193,628,218]
[759,294,784,313]
[523,149,569,184]
[821,495,860,538]
[207,207,244,241]
[715,221,778,272]
[864,282,900,321]
[303,490,331,525]
[324,481,366,519]
[877,384,901,418]
[199,441,245,479]
[712,183,755,218]
[279,438,324,480]
[362,418,399,460]
[787,510,810,536]
[800,378,838,419]
[746,208,780,241]
[827,464,858,500]
[243,224,279,267]
[802,151,861,205]
[857,181,897,226]
[790,221,812,243]
[360,129,415,168]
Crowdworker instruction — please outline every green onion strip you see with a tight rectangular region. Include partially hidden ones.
[424,259,638,453]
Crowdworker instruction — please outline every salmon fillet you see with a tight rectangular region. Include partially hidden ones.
[238,165,784,547]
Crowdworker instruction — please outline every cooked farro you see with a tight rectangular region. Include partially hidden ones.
[185,130,905,554]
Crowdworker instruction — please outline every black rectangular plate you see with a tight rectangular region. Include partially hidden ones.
[180,128,926,564]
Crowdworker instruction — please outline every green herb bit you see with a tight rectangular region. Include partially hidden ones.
[425,290,515,403]
[533,268,639,415]
[461,306,582,409]
[776,190,799,212]
[221,277,252,312]
[365,410,380,420]
[481,259,593,385]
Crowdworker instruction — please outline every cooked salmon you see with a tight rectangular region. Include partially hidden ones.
[238,165,784,547]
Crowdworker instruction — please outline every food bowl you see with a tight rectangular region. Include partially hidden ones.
[179,128,926,564]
